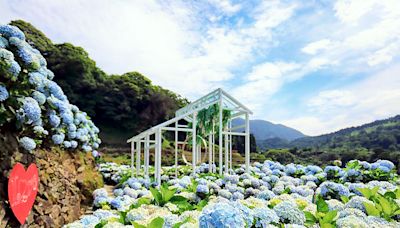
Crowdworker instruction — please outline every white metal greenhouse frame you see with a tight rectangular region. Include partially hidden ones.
[127,88,252,185]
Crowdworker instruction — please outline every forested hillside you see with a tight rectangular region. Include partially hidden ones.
[10,20,188,146]
[258,115,400,169]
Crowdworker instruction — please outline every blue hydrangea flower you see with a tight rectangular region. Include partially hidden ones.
[61,110,74,124]
[0,25,26,40]
[164,214,180,228]
[28,72,46,90]
[257,190,276,200]
[0,36,8,48]
[68,131,77,139]
[92,209,118,221]
[82,145,92,152]
[48,112,61,127]
[93,142,99,149]
[93,196,109,208]
[79,215,99,226]
[348,183,365,196]
[110,197,123,210]
[70,140,78,148]
[68,123,77,132]
[52,133,65,145]
[232,201,254,226]
[8,60,21,79]
[123,187,138,199]
[9,37,40,69]
[305,165,323,174]
[63,141,72,148]
[32,91,46,105]
[92,150,99,157]
[273,201,305,225]
[254,208,279,227]
[0,85,9,101]
[199,202,246,228]
[285,164,297,175]
[218,189,232,199]
[113,189,124,197]
[21,97,41,123]
[47,81,66,101]
[197,184,209,194]
[345,196,372,213]
[93,188,108,198]
[378,165,390,173]
[375,160,395,170]
[318,181,350,200]
[19,136,36,151]
[232,192,244,200]
[33,126,48,135]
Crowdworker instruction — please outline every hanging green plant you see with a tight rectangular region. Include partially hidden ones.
[187,104,231,145]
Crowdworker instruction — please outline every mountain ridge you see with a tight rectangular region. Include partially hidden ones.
[232,118,306,141]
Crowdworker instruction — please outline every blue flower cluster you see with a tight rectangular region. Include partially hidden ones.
[0,24,101,152]
[199,202,246,227]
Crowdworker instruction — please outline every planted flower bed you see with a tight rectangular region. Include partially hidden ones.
[65,159,400,228]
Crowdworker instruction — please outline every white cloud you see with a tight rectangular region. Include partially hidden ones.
[233,61,301,114]
[301,39,332,55]
[208,0,241,14]
[281,63,400,135]
[308,90,356,112]
[334,0,378,25]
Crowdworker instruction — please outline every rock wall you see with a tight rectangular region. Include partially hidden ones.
[0,131,103,227]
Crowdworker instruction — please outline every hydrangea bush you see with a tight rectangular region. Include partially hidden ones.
[65,159,400,227]
[0,24,100,153]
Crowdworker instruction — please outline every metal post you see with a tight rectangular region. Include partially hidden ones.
[245,113,250,173]
[131,141,135,176]
[136,140,141,176]
[155,131,159,183]
[145,135,149,177]
[229,120,232,171]
[192,112,197,175]
[219,99,223,176]
[224,129,229,174]
[175,122,178,178]
[212,122,215,173]
[157,128,162,186]
[208,133,212,173]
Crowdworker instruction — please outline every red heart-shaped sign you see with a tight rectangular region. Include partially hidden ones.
[8,163,39,225]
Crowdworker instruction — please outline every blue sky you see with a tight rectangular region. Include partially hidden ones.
[1,0,400,135]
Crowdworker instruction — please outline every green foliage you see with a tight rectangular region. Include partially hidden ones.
[150,183,177,206]
[129,197,152,210]
[264,149,297,164]
[94,220,108,228]
[184,180,199,193]
[304,195,338,227]
[358,187,400,221]
[149,183,194,214]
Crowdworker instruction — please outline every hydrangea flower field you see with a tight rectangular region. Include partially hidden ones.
[66,159,400,228]
[0,24,101,154]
